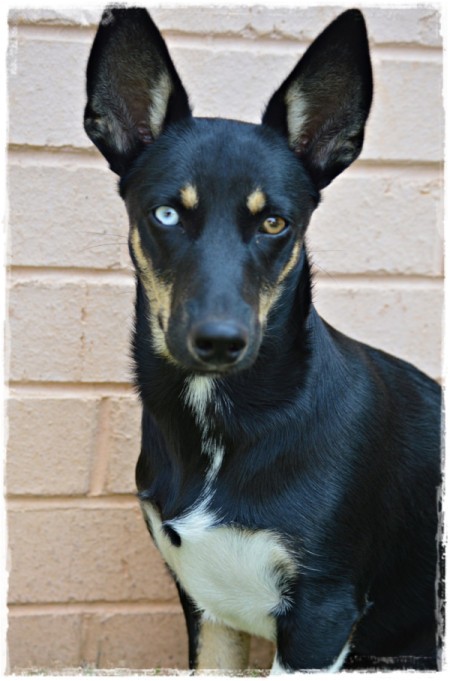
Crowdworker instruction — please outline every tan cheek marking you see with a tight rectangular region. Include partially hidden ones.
[278,240,301,284]
[196,620,250,671]
[130,227,175,363]
[180,183,199,210]
[259,241,302,325]
[247,188,266,215]
[130,227,151,280]
[259,286,283,327]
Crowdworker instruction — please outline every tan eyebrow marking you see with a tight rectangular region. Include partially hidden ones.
[246,188,266,215]
[180,183,199,210]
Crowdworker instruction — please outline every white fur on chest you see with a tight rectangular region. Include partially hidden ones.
[182,375,225,482]
[142,501,296,640]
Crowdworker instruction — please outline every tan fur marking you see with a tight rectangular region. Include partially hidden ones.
[196,620,251,672]
[247,188,266,215]
[278,240,301,284]
[285,84,309,148]
[149,72,173,139]
[180,183,199,210]
[259,286,283,327]
[259,241,302,325]
[130,226,175,362]
[130,227,151,280]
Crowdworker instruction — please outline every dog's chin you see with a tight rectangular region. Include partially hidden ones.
[187,356,257,377]
[168,347,260,377]
[191,361,251,377]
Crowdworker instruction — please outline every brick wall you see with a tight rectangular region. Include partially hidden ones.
[6,3,443,673]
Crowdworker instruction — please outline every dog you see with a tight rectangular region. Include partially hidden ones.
[84,6,442,672]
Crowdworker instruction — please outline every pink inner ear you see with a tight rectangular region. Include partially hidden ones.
[137,122,153,145]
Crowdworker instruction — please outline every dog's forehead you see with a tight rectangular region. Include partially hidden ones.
[126,117,312,211]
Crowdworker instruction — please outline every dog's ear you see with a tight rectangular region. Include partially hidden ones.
[84,6,191,175]
[262,10,372,190]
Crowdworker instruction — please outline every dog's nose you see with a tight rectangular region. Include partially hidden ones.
[189,321,248,367]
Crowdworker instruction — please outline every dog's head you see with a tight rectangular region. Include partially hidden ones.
[84,7,372,374]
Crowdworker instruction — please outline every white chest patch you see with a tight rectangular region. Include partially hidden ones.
[182,375,225,483]
[142,500,296,641]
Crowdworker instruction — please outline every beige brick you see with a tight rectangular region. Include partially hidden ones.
[363,59,443,163]
[7,609,275,673]
[6,397,99,496]
[314,283,443,380]
[8,505,177,604]
[155,6,343,42]
[106,396,141,495]
[7,279,135,383]
[8,31,92,149]
[8,280,85,382]
[7,612,83,671]
[249,637,274,670]
[308,172,443,276]
[363,7,442,47]
[86,610,188,670]
[9,8,98,27]
[154,6,442,47]
[169,45,299,125]
[8,162,129,270]
[9,7,442,48]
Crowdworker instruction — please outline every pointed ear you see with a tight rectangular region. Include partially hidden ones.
[84,6,192,176]
[262,9,372,190]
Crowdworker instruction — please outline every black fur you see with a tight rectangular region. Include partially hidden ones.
[85,6,442,671]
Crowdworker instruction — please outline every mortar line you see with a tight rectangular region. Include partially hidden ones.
[8,146,443,175]
[7,146,104,165]
[6,268,444,291]
[8,601,182,616]
[314,274,443,288]
[165,33,444,61]
[8,267,135,285]
[88,397,112,497]
[6,494,139,509]
[11,21,443,60]
[7,382,135,398]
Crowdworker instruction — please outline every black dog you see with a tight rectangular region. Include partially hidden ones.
[84,7,442,672]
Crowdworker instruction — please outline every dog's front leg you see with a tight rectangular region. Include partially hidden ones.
[176,584,250,672]
[271,579,360,673]
[196,618,251,673]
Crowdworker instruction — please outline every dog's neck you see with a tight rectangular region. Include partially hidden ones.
[134,245,352,511]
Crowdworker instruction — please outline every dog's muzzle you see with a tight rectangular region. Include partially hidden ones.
[187,320,249,369]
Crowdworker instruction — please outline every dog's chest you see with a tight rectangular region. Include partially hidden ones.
[142,500,295,640]
[141,376,296,639]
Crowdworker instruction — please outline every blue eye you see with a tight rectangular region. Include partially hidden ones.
[153,206,180,226]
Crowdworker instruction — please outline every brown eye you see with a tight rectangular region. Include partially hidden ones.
[260,216,288,235]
